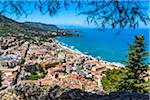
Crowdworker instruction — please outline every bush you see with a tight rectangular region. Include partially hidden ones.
[26,72,44,80]
[26,75,39,80]
[102,69,127,92]
[102,68,150,93]
[30,69,36,75]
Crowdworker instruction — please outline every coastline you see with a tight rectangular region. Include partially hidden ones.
[55,40,125,68]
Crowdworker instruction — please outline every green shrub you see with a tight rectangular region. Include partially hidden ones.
[26,72,44,80]
[102,69,127,92]
[102,68,150,93]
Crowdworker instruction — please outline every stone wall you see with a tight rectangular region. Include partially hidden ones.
[0,83,149,100]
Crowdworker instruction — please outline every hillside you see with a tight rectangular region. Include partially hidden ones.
[0,15,59,37]
[0,15,78,42]
[23,22,59,32]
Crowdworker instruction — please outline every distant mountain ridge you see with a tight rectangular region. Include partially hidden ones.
[0,15,79,42]
[0,15,60,35]
[23,22,59,32]
[0,15,68,42]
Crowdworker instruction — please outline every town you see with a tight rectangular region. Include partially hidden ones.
[0,36,123,91]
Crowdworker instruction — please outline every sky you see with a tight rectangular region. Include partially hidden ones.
[2,0,150,28]
[4,2,90,27]
[7,8,89,27]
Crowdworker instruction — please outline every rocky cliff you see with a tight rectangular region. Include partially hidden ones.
[0,83,149,100]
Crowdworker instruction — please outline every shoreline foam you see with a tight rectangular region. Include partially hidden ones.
[56,40,125,67]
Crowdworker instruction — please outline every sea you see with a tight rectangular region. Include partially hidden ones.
[57,26,150,63]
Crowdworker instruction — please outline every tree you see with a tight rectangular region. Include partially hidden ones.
[120,35,149,93]
[102,35,149,93]
[125,35,148,81]
[102,69,127,92]
[0,71,3,87]
[30,69,36,75]
[0,0,149,29]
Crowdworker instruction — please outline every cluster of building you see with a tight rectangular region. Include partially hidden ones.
[0,37,26,86]
[0,36,122,87]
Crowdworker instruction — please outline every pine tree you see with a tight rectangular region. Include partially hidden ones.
[0,71,2,87]
[126,35,148,81]
[120,35,149,93]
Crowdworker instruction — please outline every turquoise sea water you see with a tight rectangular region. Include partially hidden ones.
[57,26,150,63]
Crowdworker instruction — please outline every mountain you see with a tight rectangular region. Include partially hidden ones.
[23,22,59,32]
[0,15,80,42]
[0,15,79,41]
[0,15,60,37]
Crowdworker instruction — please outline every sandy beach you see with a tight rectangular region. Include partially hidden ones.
[56,40,125,68]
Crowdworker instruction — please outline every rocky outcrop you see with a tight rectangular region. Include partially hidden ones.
[0,83,149,100]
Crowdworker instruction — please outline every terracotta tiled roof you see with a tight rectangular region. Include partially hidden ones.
[93,65,103,69]
[91,70,102,76]
[2,69,14,72]
[67,74,78,79]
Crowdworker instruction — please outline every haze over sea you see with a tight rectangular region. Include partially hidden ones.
[58,26,150,63]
